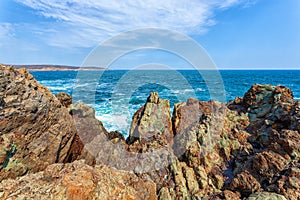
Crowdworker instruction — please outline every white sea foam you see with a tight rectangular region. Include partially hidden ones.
[96,113,130,134]
[47,86,69,91]
[196,88,205,92]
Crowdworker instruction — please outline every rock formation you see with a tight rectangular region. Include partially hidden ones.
[128,92,173,152]
[0,160,157,200]
[0,65,77,181]
[0,65,299,199]
[127,85,300,199]
[0,65,158,199]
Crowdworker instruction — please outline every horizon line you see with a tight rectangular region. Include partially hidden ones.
[3,63,300,70]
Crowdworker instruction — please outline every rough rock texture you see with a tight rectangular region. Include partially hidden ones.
[247,192,287,200]
[53,91,127,167]
[124,92,174,191]
[67,102,109,166]
[225,84,300,200]
[0,160,157,200]
[124,85,300,199]
[128,92,173,151]
[55,94,128,168]
[0,66,77,180]
[155,98,251,199]
[55,92,72,108]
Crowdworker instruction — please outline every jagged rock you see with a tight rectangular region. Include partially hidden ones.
[67,102,110,166]
[128,92,173,151]
[222,190,241,200]
[268,164,300,200]
[0,160,157,200]
[182,162,199,195]
[167,84,299,199]
[55,92,72,108]
[243,84,295,131]
[226,84,300,199]
[229,171,261,197]
[171,98,250,198]
[0,66,77,180]
[205,190,241,200]
[125,92,175,192]
[243,84,293,109]
[251,151,289,181]
[108,131,126,143]
[247,192,287,200]
[158,187,172,200]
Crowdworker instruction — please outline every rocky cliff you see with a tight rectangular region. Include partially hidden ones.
[0,65,77,180]
[0,65,299,199]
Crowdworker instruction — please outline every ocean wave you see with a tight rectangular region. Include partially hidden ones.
[47,86,69,91]
[172,89,195,94]
[39,79,75,85]
[196,88,205,92]
[32,70,300,134]
[96,113,130,134]
[97,83,113,89]
[73,83,93,88]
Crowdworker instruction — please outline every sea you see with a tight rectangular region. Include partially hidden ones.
[31,70,300,136]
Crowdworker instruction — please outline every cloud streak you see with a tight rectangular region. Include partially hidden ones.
[13,0,249,48]
[0,23,14,45]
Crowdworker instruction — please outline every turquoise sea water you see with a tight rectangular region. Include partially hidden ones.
[31,70,300,135]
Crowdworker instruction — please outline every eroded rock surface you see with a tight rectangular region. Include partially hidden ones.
[225,84,300,200]
[0,160,157,200]
[0,66,77,180]
[128,92,173,152]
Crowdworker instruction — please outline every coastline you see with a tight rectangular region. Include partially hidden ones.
[2,64,106,71]
[0,65,299,199]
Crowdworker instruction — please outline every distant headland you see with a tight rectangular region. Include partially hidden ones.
[3,64,105,71]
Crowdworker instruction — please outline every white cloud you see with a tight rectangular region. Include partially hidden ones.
[14,0,249,48]
[0,23,14,44]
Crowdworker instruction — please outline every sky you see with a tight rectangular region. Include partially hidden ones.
[0,0,299,69]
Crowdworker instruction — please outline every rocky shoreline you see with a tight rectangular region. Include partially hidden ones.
[0,65,299,199]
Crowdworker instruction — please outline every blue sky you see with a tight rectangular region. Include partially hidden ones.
[0,0,299,69]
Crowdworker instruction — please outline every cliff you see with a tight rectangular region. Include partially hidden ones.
[0,65,299,199]
[0,65,77,180]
